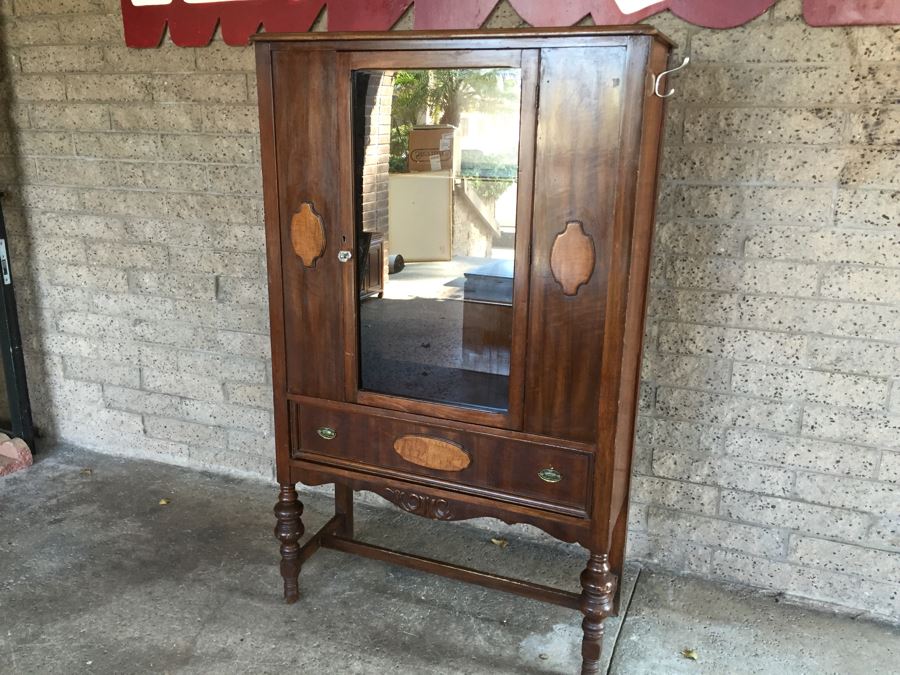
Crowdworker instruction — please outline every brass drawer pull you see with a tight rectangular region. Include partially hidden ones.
[538,467,562,483]
[317,427,336,440]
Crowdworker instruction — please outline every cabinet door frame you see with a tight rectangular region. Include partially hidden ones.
[339,48,539,431]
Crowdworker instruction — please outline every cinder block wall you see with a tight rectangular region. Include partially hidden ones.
[0,0,897,622]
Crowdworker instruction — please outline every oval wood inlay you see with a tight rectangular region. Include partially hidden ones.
[393,435,471,472]
[290,201,326,268]
[550,220,596,296]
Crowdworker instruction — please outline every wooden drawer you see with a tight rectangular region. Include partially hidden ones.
[291,400,593,515]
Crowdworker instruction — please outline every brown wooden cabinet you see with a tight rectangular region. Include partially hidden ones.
[255,27,672,674]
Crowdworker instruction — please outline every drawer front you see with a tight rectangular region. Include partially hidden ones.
[293,401,592,514]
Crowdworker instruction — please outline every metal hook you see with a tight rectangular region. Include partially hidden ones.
[653,56,690,98]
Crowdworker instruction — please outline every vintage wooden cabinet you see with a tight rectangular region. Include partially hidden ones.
[254,27,672,674]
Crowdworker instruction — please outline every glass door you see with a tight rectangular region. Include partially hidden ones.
[344,50,539,429]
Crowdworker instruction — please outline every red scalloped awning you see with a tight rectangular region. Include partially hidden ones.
[120,0,900,48]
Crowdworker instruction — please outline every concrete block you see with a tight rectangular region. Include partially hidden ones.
[692,24,852,63]
[840,149,900,189]
[17,130,72,155]
[802,404,900,450]
[82,189,168,218]
[142,367,225,402]
[732,362,889,411]
[880,452,900,484]
[174,350,266,383]
[91,292,176,322]
[144,415,227,449]
[224,383,273,409]
[129,271,216,302]
[102,45,197,74]
[757,146,856,185]
[720,491,873,542]
[12,74,67,101]
[57,15,122,44]
[821,266,900,303]
[628,476,719,516]
[165,193,257,225]
[652,448,795,496]
[643,418,724,454]
[647,507,787,558]
[48,264,128,292]
[117,162,209,192]
[795,472,899,516]
[152,74,247,103]
[29,212,126,239]
[852,26,900,62]
[807,336,900,378]
[648,288,740,325]
[18,45,104,72]
[681,65,857,106]
[653,222,745,256]
[656,386,801,434]
[64,356,140,387]
[4,17,61,46]
[684,108,845,145]
[75,132,160,160]
[660,145,755,182]
[789,535,900,584]
[850,108,900,146]
[745,227,899,266]
[724,428,879,478]
[870,516,900,551]
[14,0,105,14]
[216,276,268,305]
[109,104,203,132]
[736,296,900,342]
[668,257,818,296]
[85,242,168,270]
[658,322,806,366]
[200,105,260,134]
[214,330,271,359]
[208,224,266,252]
[66,75,154,102]
[207,165,262,195]
[56,311,136,340]
[710,550,900,621]
[835,189,899,229]
[660,185,833,225]
[641,352,732,392]
[132,321,220,351]
[168,248,252,279]
[30,103,109,131]
[32,157,119,187]
[159,134,256,164]
[196,42,255,72]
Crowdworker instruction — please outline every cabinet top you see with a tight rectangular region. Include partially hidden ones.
[251,25,674,48]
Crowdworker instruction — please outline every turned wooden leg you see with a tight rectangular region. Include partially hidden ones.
[273,484,304,603]
[579,553,617,675]
[335,483,354,538]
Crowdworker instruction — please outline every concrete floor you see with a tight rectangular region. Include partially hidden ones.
[1,447,898,674]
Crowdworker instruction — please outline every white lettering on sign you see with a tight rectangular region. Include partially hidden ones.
[613,0,662,14]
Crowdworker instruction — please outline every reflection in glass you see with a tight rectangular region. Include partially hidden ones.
[353,68,522,412]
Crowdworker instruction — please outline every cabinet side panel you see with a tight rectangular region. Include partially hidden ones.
[525,46,627,442]
[606,38,671,581]
[272,49,345,400]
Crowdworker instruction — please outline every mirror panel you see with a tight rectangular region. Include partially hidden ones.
[352,67,523,412]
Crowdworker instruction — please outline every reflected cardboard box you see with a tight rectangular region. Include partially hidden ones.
[408,125,460,173]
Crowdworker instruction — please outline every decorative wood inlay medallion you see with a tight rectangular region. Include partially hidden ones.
[393,435,471,472]
[550,220,596,296]
[290,201,326,268]
[382,488,454,520]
